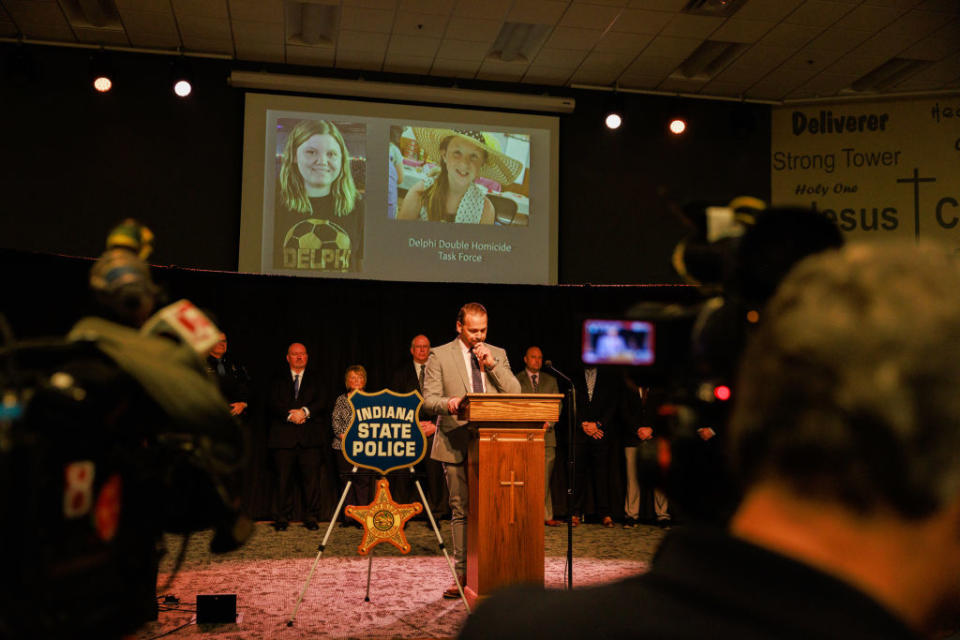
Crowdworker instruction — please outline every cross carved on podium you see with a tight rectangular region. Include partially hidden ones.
[499,470,525,525]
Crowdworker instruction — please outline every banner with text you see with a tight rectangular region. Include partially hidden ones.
[771,97,960,249]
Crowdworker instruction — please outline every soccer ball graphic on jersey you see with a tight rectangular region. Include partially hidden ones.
[282,218,352,271]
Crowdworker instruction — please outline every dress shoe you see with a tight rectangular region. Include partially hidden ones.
[272,521,289,532]
[443,574,467,599]
[622,517,639,529]
[602,516,615,528]
[303,520,319,531]
[545,519,562,527]
[656,517,672,529]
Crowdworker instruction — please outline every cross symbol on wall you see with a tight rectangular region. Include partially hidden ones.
[499,470,525,525]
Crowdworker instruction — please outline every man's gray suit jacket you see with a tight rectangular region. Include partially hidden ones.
[423,338,521,463]
[516,370,559,448]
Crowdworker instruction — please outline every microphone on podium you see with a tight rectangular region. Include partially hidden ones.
[544,360,572,384]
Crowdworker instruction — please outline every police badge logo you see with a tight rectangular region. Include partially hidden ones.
[345,478,422,554]
[342,389,427,474]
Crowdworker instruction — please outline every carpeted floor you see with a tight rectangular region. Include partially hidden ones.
[136,519,667,640]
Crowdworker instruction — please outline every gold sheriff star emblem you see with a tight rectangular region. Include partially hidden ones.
[345,478,423,554]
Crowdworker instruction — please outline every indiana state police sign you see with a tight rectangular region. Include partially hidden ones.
[342,389,427,474]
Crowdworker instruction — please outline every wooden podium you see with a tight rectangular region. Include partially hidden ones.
[459,392,563,600]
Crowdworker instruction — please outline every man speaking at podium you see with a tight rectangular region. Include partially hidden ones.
[423,302,521,598]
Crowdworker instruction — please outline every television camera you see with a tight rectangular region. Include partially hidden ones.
[583,198,844,523]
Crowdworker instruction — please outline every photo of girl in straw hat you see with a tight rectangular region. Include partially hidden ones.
[397,127,524,225]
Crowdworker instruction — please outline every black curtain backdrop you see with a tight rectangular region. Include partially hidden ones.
[2,248,697,520]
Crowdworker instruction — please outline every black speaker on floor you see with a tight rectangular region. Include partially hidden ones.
[196,594,236,624]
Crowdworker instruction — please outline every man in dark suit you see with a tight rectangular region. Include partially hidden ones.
[422,303,521,598]
[267,342,326,531]
[390,334,443,512]
[516,346,562,526]
[571,366,620,527]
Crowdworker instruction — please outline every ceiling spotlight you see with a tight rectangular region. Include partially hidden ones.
[669,118,687,135]
[603,90,625,130]
[93,75,112,93]
[171,58,192,98]
[89,50,113,93]
[173,79,192,97]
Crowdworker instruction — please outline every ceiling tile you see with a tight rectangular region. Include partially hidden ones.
[430,57,481,76]
[523,64,574,84]
[232,20,283,43]
[394,11,448,35]
[758,22,821,49]
[876,9,947,44]
[533,47,587,68]
[900,23,960,60]
[337,29,390,52]
[436,38,490,60]
[444,17,501,42]
[660,13,724,38]
[172,0,229,19]
[121,10,179,38]
[894,56,960,89]
[657,75,709,92]
[383,53,434,72]
[711,44,794,83]
[570,66,621,84]
[340,7,396,33]
[335,49,385,69]
[610,9,673,34]
[236,42,284,61]
[286,44,336,65]
[342,0,398,10]
[782,47,841,73]
[127,31,180,47]
[914,0,960,12]
[800,71,857,94]
[559,3,623,30]
[476,58,528,81]
[452,0,512,19]
[387,33,441,56]
[641,35,700,59]
[74,27,129,45]
[571,0,629,6]
[617,72,667,89]
[506,0,568,25]
[854,32,917,57]
[178,15,232,40]
[625,0,685,10]
[582,50,632,69]
[804,27,871,53]
[181,35,234,53]
[785,1,855,27]
[708,18,775,43]
[116,0,171,11]
[825,51,892,76]
[228,0,284,23]
[593,31,652,54]
[832,4,899,30]
[545,26,602,50]
[734,0,804,22]
[860,0,922,10]
[624,53,676,77]
[399,0,455,15]
[699,80,752,97]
